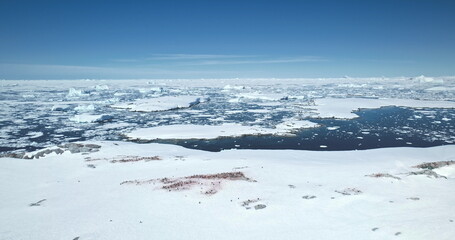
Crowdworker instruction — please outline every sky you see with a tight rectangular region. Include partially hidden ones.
[0,0,454,79]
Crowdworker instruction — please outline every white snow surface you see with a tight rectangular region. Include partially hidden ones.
[309,98,455,119]
[127,120,318,140]
[69,114,109,123]
[74,104,96,112]
[235,92,287,101]
[128,124,263,140]
[111,96,206,112]
[67,88,88,97]
[0,142,454,240]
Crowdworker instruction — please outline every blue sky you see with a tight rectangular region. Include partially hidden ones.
[0,0,454,79]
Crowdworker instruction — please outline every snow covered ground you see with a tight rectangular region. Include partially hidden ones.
[0,142,454,239]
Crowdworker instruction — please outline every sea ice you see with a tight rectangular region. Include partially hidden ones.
[309,98,455,119]
[67,88,88,98]
[127,120,318,141]
[69,114,113,123]
[111,95,207,112]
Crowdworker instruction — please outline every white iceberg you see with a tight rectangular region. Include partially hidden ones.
[69,114,113,123]
[67,88,88,97]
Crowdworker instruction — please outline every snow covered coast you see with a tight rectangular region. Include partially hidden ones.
[1,142,454,240]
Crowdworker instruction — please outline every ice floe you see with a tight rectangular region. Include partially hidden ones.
[111,95,207,112]
[74,104,96,112]
[309,98,455,119]
[69,114,113,123]
[127,120,318,141]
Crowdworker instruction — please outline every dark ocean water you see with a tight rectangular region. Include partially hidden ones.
[153,107,455,152]
[1,106,454,153]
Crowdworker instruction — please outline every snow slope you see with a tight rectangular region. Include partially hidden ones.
[1,142,454,240]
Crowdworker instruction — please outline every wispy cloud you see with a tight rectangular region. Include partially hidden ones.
[109,58,140,63]
[184,56,327,65]
[0,54,327,79]
[0,63,111,74]
[145,54,327,66]
[109,54,253,63]
[109,54,326,66]
[146,54,254,60]
[0,63,237,79]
